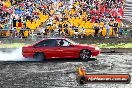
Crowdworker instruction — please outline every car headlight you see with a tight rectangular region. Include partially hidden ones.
[95,47,100,50]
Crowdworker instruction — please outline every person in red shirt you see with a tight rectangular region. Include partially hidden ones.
[91,15,96,23]
[118,7,123,16]
[90,9,95,15]
[18,18,22,27]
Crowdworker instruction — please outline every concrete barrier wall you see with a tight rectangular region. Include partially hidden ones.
[101,48,132,53]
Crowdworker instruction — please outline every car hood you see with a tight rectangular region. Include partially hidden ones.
[76,44,99,50]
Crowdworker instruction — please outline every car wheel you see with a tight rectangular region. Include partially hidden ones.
[34,53,45,61]
[80,49,91,61]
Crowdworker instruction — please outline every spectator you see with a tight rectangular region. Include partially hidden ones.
[123,24,129,38]
[118,22,124,38]
[93,23,101,37]
[4,24,9,30]
[104,22,110,38]
[12,17,17,28]
[112,20,119,37]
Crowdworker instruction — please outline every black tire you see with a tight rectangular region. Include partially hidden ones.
[34,53,45,61]
[80,49,91,61]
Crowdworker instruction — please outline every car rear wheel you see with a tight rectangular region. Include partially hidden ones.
[34,53,45,61]
[80,49,91,61]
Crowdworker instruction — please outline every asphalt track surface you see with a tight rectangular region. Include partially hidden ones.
[0,52,132,88]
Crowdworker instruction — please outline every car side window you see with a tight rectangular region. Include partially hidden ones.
[35,39,58,47]
[58,39,71,46]
[63,40,71,46]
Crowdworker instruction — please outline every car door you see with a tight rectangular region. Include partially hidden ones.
[57,39,76,58]
[33,39,60,59]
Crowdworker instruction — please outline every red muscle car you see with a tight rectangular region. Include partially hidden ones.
[22,38,100,61]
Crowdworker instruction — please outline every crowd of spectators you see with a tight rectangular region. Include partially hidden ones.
[43,0,126,38]
[0,0,131,38]
[0,0,55,38]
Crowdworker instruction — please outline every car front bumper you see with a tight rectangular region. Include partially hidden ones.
[92,49,101,56]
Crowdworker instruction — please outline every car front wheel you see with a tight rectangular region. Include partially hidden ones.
[80,49,91,61]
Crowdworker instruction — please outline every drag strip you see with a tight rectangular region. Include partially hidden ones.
[0,53,132,88]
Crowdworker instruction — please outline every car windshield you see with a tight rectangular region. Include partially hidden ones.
[66,38,79,45]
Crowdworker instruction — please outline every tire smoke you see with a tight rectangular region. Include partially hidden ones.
[0,48,35,61]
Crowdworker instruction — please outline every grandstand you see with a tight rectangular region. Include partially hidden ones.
[0,0,131,38]
[123,0,132,23]
[0,0,55,37]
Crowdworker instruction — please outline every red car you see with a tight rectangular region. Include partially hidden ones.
[22,38,100,61]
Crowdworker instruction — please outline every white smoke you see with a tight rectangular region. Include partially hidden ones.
[0,48,25,61]
[0,48,38,61]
